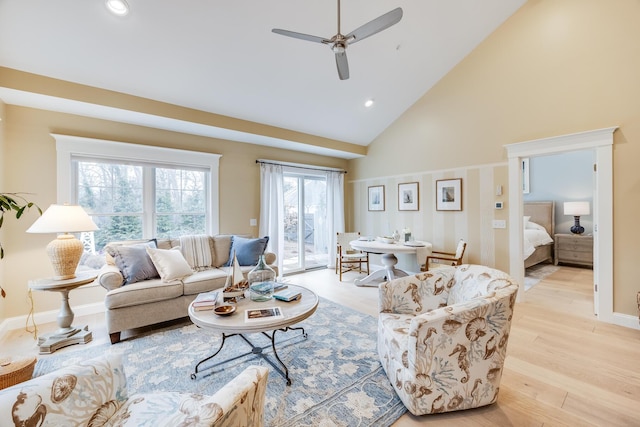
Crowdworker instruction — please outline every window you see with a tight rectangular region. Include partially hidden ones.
[54,134,221,258]
[75,160,208,251]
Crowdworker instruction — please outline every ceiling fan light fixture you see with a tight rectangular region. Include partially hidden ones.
[332,44,346,54]
[105,0,130,16]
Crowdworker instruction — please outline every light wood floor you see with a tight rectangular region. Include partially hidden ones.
[2,265,639,426]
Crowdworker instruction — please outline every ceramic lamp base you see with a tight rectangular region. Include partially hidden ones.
[46,234,83,280]
[570,216,585,235]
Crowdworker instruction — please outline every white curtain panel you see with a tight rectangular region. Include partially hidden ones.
[259,163,285,276]
[326,170,345,268]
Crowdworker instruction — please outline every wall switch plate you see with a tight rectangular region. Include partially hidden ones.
[250,218,257,226]
[495,201,503,209]
[492,219,507,229]
[495,185,503,196]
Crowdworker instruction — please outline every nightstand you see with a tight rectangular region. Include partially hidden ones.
[554,233,593,268]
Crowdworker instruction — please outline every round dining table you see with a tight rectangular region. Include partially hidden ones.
[349,239,432,287]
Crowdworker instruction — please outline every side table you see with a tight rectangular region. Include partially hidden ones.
[28,271,97,354]
[554,233,593,268]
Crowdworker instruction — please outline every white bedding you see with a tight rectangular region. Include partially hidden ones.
[523,223,554,260]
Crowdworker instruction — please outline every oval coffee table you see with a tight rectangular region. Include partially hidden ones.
[189,284,318,385]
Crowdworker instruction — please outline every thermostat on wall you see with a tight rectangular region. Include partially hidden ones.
[495,201,503,209]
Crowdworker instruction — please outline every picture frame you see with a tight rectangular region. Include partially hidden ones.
[522,158,530,194]
[436,178,462,211]
[398,182,419,211]
[368,185,385,211]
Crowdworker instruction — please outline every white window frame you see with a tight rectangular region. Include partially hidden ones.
[53,134,221,236]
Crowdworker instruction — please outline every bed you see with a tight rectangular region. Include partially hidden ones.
[523,201,555,268]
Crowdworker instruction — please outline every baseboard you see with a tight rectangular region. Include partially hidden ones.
[0,301,106,342]
[612,312,640,330]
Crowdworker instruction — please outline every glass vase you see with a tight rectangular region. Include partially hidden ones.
[248,255,276,302]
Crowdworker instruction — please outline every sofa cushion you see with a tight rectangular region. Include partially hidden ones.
[226,236,269,266]
[105,278,184,309]
[146,247,194,282]
[106,240,159,285]
[0,353,127,427]
[182,269,229,296]
[211,235,232,267]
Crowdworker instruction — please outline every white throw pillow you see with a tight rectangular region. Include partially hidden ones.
[523,216,531,229]
[146,246,194,282]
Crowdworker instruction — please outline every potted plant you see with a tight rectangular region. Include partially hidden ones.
[0,193,41,298]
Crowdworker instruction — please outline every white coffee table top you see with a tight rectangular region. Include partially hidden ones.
[189,284,319,334]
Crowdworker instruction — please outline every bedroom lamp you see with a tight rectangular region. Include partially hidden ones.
[563,201,590,235]
[26,204,99,280]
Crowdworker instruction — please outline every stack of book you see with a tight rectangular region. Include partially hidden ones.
[192,290,220,311]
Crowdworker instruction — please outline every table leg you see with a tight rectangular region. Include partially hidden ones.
[56,289,75,334]
[191,327,307,385]
[37,288,92,354]
[354,253,409,287]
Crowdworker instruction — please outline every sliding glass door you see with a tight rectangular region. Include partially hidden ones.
[282,172,328,274]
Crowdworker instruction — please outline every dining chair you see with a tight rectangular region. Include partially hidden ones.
[336,232,369,281]
[420,239,467,271]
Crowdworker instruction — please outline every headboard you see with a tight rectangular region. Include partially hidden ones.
[524,201,555,237]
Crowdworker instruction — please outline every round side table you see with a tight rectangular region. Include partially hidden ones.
[28,270,97,354]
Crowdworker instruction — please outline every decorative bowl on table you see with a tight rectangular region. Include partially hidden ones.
[213,305,236,316]
[376,236,396,244]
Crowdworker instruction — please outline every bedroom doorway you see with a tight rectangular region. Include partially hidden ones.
[505,127,616,324]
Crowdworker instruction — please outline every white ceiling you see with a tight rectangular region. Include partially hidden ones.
[0,0,526,159]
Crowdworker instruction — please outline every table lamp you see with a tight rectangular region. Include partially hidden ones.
[26,204,99,280]
[563,201,590,235]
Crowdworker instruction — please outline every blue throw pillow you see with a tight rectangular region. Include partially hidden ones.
[106,239,159,285]
[226,236,269,266]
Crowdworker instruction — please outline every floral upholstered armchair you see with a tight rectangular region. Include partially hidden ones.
[378,264,518,416]
[0,353,269,427]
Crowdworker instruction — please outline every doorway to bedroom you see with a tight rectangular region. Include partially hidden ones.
[506,126,615,324]
[523,150,595,295]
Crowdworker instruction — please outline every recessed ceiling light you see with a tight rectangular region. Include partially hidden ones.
[364,99,374,108]
[105,0,130,16]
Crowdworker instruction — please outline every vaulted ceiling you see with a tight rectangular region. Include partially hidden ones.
[0,0,526,158]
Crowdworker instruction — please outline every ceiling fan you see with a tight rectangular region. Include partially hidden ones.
[272,0,403,80]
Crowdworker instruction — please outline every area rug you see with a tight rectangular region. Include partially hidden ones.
[34,297,406,426]
[525,263,561,291]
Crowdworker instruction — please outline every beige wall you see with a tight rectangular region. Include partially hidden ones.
[349,0,640,316]
[0,105,347,319]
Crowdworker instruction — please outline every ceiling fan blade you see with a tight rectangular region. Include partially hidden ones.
[272,28,329,44]
[346,7,403,45]
[335,51,349,80]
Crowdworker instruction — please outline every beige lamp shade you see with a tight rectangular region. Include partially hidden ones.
[27,204,99,280]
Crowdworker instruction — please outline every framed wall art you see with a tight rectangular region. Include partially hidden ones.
[436,178,462,211]
[368,185,385,211]
[398,182,419,211]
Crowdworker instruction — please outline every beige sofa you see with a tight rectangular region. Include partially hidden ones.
[0,353,269,427]
[96,235,276,344]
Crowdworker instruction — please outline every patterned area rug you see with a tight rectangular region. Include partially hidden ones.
[525,264,561,291]
[34,298,406,426]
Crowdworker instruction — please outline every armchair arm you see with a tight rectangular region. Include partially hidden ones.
[431,250,456,256]
[210,365,269,427]
[379,268,455,315]
[263,252,276,266]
